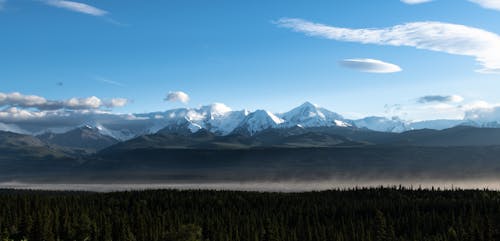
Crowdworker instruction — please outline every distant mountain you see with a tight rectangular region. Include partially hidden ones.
[354,116,408,132]
[354,117,467,133]
[38,125,119,151]
[407,119,465,131]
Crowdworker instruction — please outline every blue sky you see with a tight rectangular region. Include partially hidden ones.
[1,0,500,120]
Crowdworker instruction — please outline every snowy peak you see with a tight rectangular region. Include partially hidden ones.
[148,104,248,135]
[280,102,346,128]
[233,110,284,136]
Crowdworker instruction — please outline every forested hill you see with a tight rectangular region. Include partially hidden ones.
[0,188,499,241]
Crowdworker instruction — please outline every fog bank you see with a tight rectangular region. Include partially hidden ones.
[2,179,500,192]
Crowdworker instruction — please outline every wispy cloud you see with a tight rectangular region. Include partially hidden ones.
[339,58,402,73]
[42,0,108,16]
[95,76,125,87]
[402,0,500,11]
[275,18,500,74]
[165,91,190,103]
[417,95,464,104]
[401,0,433,4]
[469,0,500,11]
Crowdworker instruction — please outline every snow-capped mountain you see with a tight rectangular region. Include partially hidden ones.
[279,102,350,128]
[354,117,408,132]
[198,104,249,135]
[152,103,250,136]
[233,110,284,135]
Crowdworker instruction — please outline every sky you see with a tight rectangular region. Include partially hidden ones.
[1,0,500,121]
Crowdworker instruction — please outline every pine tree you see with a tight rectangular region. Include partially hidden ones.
[374,210,388,241]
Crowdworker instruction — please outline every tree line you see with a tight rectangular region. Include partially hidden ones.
[0,187,499,241]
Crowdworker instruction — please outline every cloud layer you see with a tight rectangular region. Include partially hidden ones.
[276,18,500,73]
[0,92,127,111]
[417,95,464,103]
[43,0,108,16]
[165,91,190,103]
[339,58,402,73]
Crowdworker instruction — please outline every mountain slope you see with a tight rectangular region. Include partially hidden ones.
[38,126,119,151]
[0,131,77,177]
[0,122,30,135]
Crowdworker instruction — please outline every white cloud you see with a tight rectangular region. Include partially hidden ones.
[276,18,500,74]
[339,58,402,73]
[43,0,108,16]
[0,92,47,107]
[461,100,498,110]
[107,98,128,107]
[417,95,464,103]
[0,92,128,111]
[401,0,433,4]
[469,0,500,11]
[463,101,500,122]
[64,96,102,109]
[165,91,190,103]
[0,107,44,120]
[420,103,456,110]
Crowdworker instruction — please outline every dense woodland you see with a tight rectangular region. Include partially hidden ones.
[0,187,499,241]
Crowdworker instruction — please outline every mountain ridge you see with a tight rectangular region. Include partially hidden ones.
[0,102,497,143]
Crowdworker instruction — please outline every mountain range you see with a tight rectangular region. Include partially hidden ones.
[3,101,500,183]
[0,102,495,146]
